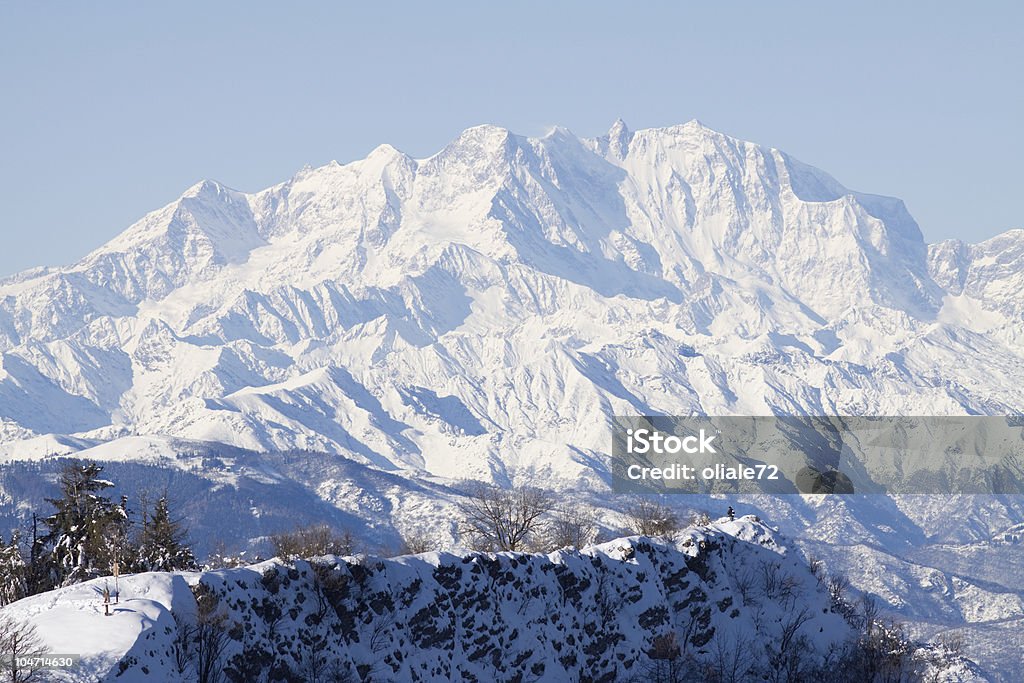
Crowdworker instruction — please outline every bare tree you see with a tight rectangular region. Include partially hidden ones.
[778,608,813,658]
[270,524,354,561]
[707,628,756,683]
[846,612,915,683]
[545,504,598,550]
[688,510,712,527]
[397,529,436,555]
[827,572,854,620]
[759,560,781,598]
[192,584,231,683]
[680,606,712,653]
[765,608,814,683]
[297,631,330,683]
[204,541,253,570]
[859,594,880,637]
[935,631,964,657]
[644,632,689,683]
[733,568,757,607]
[805,553,825,585]
[777,573,802,610]
[368,609,397,655]
[171,611,197,679]
[456,483,554,552]
[0,612,46,683]
[623,499,681,540]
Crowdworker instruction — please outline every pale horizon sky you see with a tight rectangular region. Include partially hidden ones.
[1,2,1021,277]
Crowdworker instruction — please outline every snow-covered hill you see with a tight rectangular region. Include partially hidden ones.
[3,517,980,682]
[1,120,1023,677]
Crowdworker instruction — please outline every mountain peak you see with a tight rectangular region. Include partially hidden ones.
[451,123,513,145]
[180,178,232,200]
[366,143,409,160]
[655,118,729,141]
[607,118,632,158]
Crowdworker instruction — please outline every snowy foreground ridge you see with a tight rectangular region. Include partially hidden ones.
[3,518,979,682]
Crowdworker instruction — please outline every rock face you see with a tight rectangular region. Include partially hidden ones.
[1,120,1021,483]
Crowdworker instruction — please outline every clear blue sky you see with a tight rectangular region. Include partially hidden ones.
[1,2,1021,277]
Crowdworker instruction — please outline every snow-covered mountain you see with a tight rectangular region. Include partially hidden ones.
[2,119,1022,477]
[1,120,1023,677]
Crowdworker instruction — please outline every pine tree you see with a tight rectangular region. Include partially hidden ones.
[41,461,128,585]
[0,531,27,606]
[24,513,52,596]
[139,495,196,572]
[102,494,136,574]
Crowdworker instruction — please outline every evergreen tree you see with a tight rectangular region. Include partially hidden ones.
[0,531,27,606]
[41,461,128,585]
[103,494,136,574]
[24,513,53,596]
[139,495,196,572]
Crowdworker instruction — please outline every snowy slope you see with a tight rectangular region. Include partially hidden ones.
[7,517,975,683]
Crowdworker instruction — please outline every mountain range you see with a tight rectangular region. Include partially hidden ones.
[3,119,1023,471]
